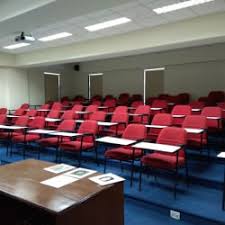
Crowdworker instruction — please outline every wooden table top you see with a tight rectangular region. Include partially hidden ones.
[0,159,112,214]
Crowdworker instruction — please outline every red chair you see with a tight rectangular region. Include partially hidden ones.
[0,116,29,155]
[20,103,29,109]
[83,105,98,119]
[37,103,50,116]
[104,95,114,100]
[208,91,225,105]
[61,110,75,120]
[72,104,83,120]
[92,100,102,106]
[190,101,205,115]
[130,101,144,113]
[151,100,168,115]
[182,115,208,154]
[171,105,191,126]
[201,107,222,131]
[26,109,37,117]
[130,105,150,124]
[139,127,188,198]
[147,113,172,142]
[146,97,157,105]
[91,95,102,101]
[103,99,116,112]
[11,117,45,158]
[46,110,61,129]
[11,108,26,124]
[131,94,143,102]
[60,120,98,166]
[118,93,130,105]
[0,108,7,115]
[89,111,106,122]
[38,120,76,160]
[101,113,128,137]
[114,106,128,114]
[0,114,6,125]
[51,102,62,111]
[217,102,225,119]
[104,124,147,185]
[177,93,190,104]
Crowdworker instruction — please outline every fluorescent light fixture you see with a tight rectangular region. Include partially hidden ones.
[3,43,31,50]
[85,17,131,32]
[39,32,72,42]
[153,0,215,14]
[44,72,61,76]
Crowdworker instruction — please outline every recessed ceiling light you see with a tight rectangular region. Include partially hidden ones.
[3,43,31,49]
[39,32,72,42]
[44,72,61,76]
[85,17,131,32]
[153,0,215,14]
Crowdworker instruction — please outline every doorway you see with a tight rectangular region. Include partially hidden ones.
[144,68,165,104]
[44,72,61,102]
[88,73,103,100]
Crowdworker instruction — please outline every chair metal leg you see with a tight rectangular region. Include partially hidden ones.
[174,168,178,199]
[139,163,143,191]
[95,147,99,166]
[104,157,107,173]
[130,159,135,187]
[78,151,82,167]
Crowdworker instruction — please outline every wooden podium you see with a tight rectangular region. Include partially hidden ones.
[0,159,124,225]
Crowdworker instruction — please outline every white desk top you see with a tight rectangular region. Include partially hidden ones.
[75,119,84,123]
[98,106,108,109]
[96,136,136,146]
[97,122,118,127]
[75,111,92,114]
[28,129,56,134]
[37,109,50,112]
[191,108,201,112]
[168,102,175,106]
[132,142,181,153]
[145,125,167,129]
[184,128,204,134]
[48,132,82,137]
[217,152,225,159]
[45,118,61,122]
[172,114,186,118]
[206,116,221,120]
[151,107,163,111]
[0,125,27,130]
[7,115,19,118]
[129,113,142,116]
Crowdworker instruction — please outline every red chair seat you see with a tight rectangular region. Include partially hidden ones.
[141,152,185,170]
[60,141,94,151]
[12,134,40,142]
[0,132,8,138]
[105,147,142,160]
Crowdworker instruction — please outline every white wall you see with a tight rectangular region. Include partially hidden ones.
[69,43,225,100]
[0,67,28,109]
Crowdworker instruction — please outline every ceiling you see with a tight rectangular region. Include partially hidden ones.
[0,0,225,54]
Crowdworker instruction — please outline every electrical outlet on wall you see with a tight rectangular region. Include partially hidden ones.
[170,210,180,220]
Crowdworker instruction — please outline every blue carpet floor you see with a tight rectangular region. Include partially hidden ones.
[0,142,225,225]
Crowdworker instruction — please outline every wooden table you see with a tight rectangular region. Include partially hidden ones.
[0,159,124,225]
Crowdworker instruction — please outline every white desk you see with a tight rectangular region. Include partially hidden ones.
[191,108,201,112]
[45,118,61,122]
[7,115,20,118]
[96,136,137,146]
[28,129,56,134]
[98,106,108,110]
[37,109,50,112]
[0,125,27,130]
[184,128,204,134]
[151,107,163,111]
[97,122,118,127]
[145,125,167,129]
[132,142,181,153]
[48,131,82,137]
[206,116,221,120]
[172,114,186,118]
[75,111,92,115]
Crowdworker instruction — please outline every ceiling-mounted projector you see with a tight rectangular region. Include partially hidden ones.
[15,32,35,43]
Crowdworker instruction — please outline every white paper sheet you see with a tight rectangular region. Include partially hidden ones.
[89,173,125,186]
[41,175,78,188]
[44,164,75,174]
[65,168,96,179]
